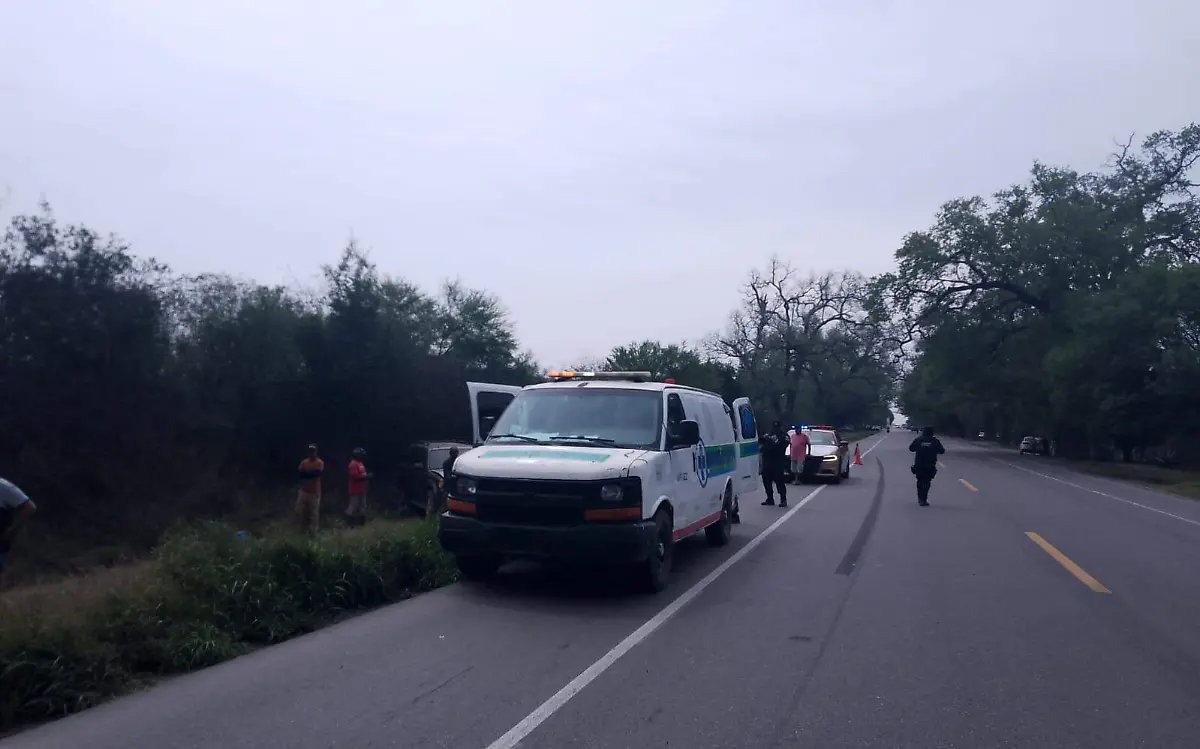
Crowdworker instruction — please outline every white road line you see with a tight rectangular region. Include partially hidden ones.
[484,435,888,749]
[995,459,1200,529]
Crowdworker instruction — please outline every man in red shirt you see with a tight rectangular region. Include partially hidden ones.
[346,448,373,526]
[789,427,811,484]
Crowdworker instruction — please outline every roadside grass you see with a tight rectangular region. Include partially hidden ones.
[2,483,416,587]
[0,516,457,732]
[1069,461,1200,501]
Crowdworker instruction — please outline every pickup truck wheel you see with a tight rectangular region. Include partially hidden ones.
[705,490,734,546]
[456,555,501,582]
[639,509,674,593]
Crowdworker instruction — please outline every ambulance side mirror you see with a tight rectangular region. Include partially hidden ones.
[668,420,701,448]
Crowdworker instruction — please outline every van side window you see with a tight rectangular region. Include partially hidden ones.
[478,391,516,439]
[738,404,757,440]
[666,393,687,432]
[707,400,727,441]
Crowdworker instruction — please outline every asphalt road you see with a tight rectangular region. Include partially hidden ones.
[7,433,1200,749]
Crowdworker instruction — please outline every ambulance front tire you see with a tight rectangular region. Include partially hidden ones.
[638,508,674,593]
[731,496,741,524]
[456,554,501,582]
[706,489,734,546]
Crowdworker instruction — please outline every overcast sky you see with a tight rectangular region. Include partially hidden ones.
[2,1,1197,366]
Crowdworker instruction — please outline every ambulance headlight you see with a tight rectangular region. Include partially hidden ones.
[457,477,478,496]
[599,484,624,502]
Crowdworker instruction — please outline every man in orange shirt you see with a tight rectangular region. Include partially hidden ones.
[296,444,325,534]
[346,447,373,527]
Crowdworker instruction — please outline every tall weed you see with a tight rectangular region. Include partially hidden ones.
[0,518,456,731]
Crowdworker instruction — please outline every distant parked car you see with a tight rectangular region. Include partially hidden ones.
[784,426,851,483]
[1019,436,1049,455]
[398,441,474,515]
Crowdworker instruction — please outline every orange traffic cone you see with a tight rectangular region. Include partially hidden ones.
[853,443,864,466]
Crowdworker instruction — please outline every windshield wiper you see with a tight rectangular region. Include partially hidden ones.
[488,433,539,443]
[548,435,618,445]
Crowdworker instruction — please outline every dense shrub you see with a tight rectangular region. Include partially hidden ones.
[0,519,456,730]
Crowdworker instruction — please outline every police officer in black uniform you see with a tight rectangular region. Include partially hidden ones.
[908,426,946,506]
[759,420,790,508]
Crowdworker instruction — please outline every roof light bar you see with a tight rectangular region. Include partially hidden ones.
[545,370,654,382]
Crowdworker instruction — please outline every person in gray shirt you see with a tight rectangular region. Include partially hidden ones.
[0,477,38,575]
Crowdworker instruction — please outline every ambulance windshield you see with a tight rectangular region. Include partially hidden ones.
[486,388,663,450]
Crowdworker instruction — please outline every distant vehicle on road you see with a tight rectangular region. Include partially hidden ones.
[1019,436,1050,455]
[784,426,851,483]
[439,370,761,593]
[977,431,986,439]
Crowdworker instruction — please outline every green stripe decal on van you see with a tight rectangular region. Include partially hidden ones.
[476,449,612,463]
[738,442,760,458]
[705,443,738,477]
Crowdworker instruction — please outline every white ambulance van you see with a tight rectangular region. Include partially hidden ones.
[441,371,761,592]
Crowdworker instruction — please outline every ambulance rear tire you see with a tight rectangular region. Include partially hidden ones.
[639,509,674,593]
[731,496,742,524]
[456,554,501,582]
[706,490,734,546]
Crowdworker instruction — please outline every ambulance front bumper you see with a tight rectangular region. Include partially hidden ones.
[438,514,658,564]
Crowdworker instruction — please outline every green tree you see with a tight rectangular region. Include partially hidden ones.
[880,124,1200,462]
[606,340,738,397]
[0,204,176,541]
[712,259,899,427]
[0,207,540,574]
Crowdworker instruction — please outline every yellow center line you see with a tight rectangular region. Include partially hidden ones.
[958,478,978,492]
[1025,532,1111,594]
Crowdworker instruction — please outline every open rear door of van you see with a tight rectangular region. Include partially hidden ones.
[466,382,524,445]
[731,397,759,498]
